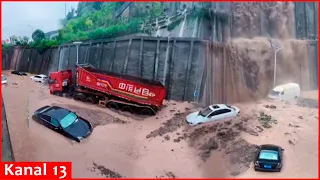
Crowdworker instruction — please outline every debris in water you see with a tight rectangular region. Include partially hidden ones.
[156,171,177,178]
[164,135,170,141]
[264,104,277,109]
[92,163,123,178]
[288,140,295,145]
[288,123,300,128]
[146,112,189,138]
[258,112,277,128]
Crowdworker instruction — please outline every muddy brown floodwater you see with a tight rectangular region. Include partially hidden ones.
[2,70,318,178]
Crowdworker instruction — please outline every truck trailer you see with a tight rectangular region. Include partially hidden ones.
[48,64,167,115]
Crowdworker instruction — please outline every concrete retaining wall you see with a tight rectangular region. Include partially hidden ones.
[2,36,318,104]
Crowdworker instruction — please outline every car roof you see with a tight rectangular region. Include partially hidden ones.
[273,83,299,91]
[260,144,281,151]
[44,106,71,119]
[36,74,47,77]
[35,106,52,114]
[45,106,68,113]
[208,104,228,111]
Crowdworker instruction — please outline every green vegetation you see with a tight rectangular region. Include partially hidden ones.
[32,29,46,42]
[59,2,166,42]
[4,2,229,53]
[2,43,11,51]
[7,2,166,52]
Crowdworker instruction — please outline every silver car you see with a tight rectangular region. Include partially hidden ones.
[186,104,240,125]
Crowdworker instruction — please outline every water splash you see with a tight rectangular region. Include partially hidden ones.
[178,9,187,37]
[155,18,160,37]
[192,17,199,38]
[155,26,161,37]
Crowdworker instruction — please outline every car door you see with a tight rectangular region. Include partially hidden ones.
[39,114,53,128]
[33,75,41,82]
[221,108,235,118]
[41,76,47,83]
[206,110,224,122]
[207,109,232,122]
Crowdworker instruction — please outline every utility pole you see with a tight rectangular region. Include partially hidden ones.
[269,40,283,87]
[65,2,67,18]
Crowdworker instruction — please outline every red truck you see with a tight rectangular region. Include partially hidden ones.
[48,64,167,115]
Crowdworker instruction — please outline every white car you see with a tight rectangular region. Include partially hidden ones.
[30,74,48,83]
[186,104,240,125]
[2,75,7,85]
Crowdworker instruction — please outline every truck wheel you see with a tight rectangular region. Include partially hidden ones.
[73,93,86,102]
[140,108,154,116]
[121,106,134,114]
[86,96,97,104]
[53,91,62,96]
[107,102,119,110]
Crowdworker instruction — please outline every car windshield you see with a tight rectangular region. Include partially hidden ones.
[46,107,77,128]
[270,90,281,96]
[60,113,78,129]
[2,76,6,81]
[199,107,212,117]
[259,150,279,161]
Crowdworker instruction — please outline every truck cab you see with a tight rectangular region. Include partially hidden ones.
[48,70,73,96]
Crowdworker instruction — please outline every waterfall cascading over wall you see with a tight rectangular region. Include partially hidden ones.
[146,2,318,41]
[201,38,313,105]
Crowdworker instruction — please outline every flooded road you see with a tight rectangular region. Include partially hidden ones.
[2,70,318,178]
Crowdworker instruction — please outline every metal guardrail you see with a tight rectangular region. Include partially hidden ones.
[2,96,15,161]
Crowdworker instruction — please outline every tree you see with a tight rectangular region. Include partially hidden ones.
[66,8,75,20]
[9,35,18,45]
[76,2,87,16]
[15,36,29,46]
[92,2,103,11]
[32,29,45,42]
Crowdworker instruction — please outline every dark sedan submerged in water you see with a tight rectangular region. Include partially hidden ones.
[254,144,284,172]
[11,70,27,76]
[32,106,93,142]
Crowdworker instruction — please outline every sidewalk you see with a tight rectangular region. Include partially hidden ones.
[2,96,14,162]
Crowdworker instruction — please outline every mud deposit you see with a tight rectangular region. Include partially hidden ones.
[226,139,259,176]
[146,110,269,175]
[92,163,123,178]
[52,103,129,127]
[146,112,190,138]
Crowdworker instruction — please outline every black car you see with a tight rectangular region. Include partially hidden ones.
[11,71,27,76]
[254,144,284,172]
[32,106,93,142]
